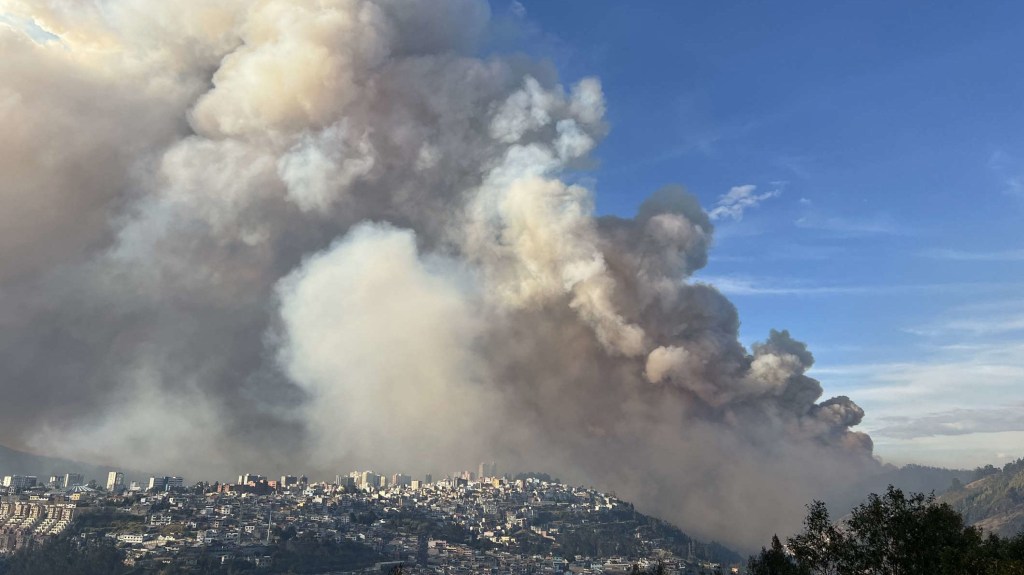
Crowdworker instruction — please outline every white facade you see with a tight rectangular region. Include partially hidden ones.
[1,475,37,490]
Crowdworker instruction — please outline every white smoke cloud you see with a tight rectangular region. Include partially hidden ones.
[277,222,496,471]
[278,122,376,213]
[0,0,875,550]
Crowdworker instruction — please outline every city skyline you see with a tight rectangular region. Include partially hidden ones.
[1,459,740,571]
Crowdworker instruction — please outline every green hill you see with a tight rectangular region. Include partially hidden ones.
[940,458,1024,537]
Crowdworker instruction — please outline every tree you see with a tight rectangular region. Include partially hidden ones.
[787,501,844,575]
[752,486,1007,575]
[0,536,126,575]
[748,535,806,575]
[840,487,985,575]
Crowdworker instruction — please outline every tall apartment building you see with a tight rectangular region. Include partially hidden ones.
[106,471,125,492]
[478,462,497,480]
[358,471,379,490]
[1,475,37,490]
[63,473,84,488]
[147,476,184,492]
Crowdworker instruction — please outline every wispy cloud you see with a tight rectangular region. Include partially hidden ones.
[696,275,865,296]
[907,315,1024,338]
[794,212,906,236]
[904,298,1024,338]
[708,184,781,221]
[772,155,814,180]
[817,337,1024,466]
[604,108,769,175]
[920,248,1024,261]
[815,339,1024,414]
[710,242,847,262]
[873,406,1024,439]
[989,150,1024,198]
[696,274,1023,298]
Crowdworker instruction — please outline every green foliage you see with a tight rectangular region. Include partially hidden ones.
[786,502,839,575]
[75,508,146,535]
[269,533,380,573]
[749,485,1024,575]
[0,535,127,575]
[942,458,1024,536]
[841,488,985,574]
[747,535,806,575]
[977,465,1001,480]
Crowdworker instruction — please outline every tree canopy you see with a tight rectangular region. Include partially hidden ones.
[749,485,1024,575]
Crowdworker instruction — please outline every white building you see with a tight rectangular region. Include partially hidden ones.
[238,474,265,485]
[358,471,379,490]
[106,471,125,492]
[118,533,152,544]
[148,476,184,492]
[1,475,37,490]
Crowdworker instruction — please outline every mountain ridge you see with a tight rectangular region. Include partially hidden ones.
[940,458,1024,537]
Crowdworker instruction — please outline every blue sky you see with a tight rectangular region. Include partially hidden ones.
[495,0,1024,468]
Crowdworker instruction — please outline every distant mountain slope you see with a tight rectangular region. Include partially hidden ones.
[827,463,973,514]
[0,443,108,484]
[940,459,1024,537]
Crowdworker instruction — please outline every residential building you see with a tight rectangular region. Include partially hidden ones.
[106,471,125,492]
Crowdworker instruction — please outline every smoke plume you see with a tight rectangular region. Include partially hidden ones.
[0,0,875,549]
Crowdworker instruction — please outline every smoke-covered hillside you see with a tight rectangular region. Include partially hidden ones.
[828,463,974,514]
[0,444,107,484]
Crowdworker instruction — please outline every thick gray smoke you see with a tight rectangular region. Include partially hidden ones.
[0,0,875,549]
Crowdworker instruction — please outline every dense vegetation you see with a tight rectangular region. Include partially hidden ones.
[941,458,1024,537]
[0,535,126,575]
[749,485,1024,575]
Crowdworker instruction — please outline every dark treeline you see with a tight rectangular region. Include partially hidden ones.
[749,485,1024,575]
[0,536,124,575]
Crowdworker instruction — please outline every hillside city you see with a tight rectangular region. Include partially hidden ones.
[0,465,739,574]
